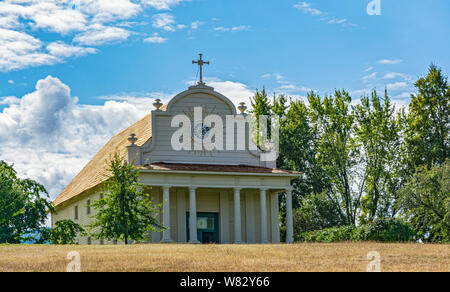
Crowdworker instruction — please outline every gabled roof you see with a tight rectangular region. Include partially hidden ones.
[52,108,159,207]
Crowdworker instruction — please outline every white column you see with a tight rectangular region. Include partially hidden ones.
[286,188,294,243]
[189,187,200,244]
[162,186,173,243]
[260,188,269,244]
[233,188,242,244]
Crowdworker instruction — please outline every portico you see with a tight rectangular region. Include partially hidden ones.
[139,163,299,244]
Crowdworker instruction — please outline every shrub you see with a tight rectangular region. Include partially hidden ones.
[43,220,85,244]
[298,218,416,243]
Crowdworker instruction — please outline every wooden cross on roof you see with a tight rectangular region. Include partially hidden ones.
[192,53,210,85]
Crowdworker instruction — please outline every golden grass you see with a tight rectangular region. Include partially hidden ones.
[0,243,448,272]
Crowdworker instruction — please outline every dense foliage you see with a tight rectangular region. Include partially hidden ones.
[397,161,449,243]
[42,219,85,244]
[250,64,449,243]
[0,161,54,244]
[87,152,162,244]
[299,219,416,243]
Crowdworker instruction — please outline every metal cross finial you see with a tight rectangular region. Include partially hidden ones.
[192,53,210,85]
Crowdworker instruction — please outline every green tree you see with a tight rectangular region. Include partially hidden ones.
[88,153,162,244]
[354,90,401,222]
[0,161,54,243]
[250,88,272,148]
[292,191,344,239]
[397,161,449,243]
[43,219,85,244]
[405,65,449,169]
[308,90,358,225]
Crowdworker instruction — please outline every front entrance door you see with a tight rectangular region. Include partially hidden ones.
[187,212,219,243]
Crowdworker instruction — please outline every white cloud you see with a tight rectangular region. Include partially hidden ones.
[386,82,408,91]
[0,14,20,29]
[213,25,250,32]
[362,72,377,82]
[141,0,189,10]
[262,73,285,80]
[276,84,311,93]
[394,92,413,99]
[74,24,131,46]
[382,72,413,82]
[46,41,98,58]
[294,2,357,27]
[0,28,59,71]
[294,2,323,16]
[8,80,14,85]
[152,13,186,31]
[0,0,163,71]
[378,59,403,65]
[144,33,168,43]
[327,18,347,25]
[191,21,204,29]
[0,76,156,200]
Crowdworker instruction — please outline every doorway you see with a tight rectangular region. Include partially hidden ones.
[186,212,219,243]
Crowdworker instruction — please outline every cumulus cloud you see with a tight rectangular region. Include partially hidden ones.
[0,76,155,200]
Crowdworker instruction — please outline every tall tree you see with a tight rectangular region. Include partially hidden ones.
[88,153,162,244]
[354,90,401,222]
[405,64,449,169]
[0,161,53,243]
[308,90,358,225]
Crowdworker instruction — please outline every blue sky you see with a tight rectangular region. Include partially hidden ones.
[0,0,449,202]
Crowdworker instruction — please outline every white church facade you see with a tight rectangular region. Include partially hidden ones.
[52,56,300,244]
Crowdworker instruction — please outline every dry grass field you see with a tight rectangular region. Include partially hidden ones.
[0,243,448,272]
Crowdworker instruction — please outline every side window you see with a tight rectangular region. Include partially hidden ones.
[87,199,91,215]
[74,206,78,220]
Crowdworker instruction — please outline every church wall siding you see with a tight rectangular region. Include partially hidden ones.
[143,92,265,167]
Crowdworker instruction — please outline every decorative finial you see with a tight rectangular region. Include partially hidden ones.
[192,53,210,85]
[153,98,163,110]
[128,133,138,146]
[238,102,247,114]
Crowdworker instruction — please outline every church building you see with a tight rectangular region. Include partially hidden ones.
[52,55,300,244]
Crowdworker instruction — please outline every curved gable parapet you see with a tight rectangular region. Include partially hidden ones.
[166,84,237,115]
